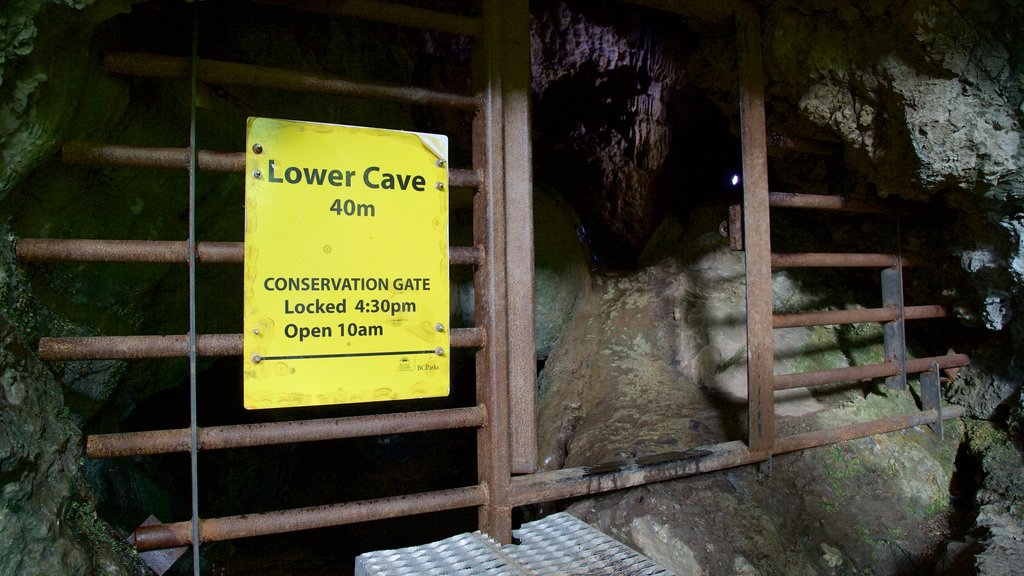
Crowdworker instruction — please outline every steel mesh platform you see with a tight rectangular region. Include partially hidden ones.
[355,512,676,575]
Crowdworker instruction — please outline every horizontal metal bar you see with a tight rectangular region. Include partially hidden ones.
[450,169,481,189]
[771,253,918,268]
[509,405,963,507]
[63,141,243,172]
[774,353,969,390]
[16,238,482,266]
[773,405,964,454]
[252,0,482,37]
[133,485,485,551]
[39,328,483,361]
[621,0,746,22]
[61,141,480,188]
[772,304,947,329]
[88,405,487,458]
[105,52,480,110]
[765,132,840,156]
[768,192,915,215]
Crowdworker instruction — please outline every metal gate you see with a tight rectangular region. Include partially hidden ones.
[14,0,967,573]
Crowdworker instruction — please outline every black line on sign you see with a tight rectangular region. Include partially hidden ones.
[260,350,437,361]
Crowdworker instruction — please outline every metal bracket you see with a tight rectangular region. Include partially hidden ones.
[882,257,906,390]
[131,516,188,575]
[920,361,944,439]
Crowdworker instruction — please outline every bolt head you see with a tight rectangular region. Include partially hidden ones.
[253,169,262,179]
[252,143,263,154]
[435,182,445,191]
[435,347,445,356]
[434,323,445,332]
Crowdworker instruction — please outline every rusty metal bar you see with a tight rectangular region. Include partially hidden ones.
[105,53,480,111]
[774,352,969,390]
[472,0,514,544]
[501,0,537,476]
[773,406,963,454]
[87,405,487,458]
[252,0,482,37]
[133,485,486,551]
[772,304,947,329]
[38,328,482,361]
[63,141,243,172]
[16,238,482,266]
[768,192,917,215]
[736,8,775,454]
[771,253,918,268]
[509,405,962,507]
[61,141,480,188]
[765,133,839,156]
[450,169,482,189]
[622,0,747,22]
[882,257,907,389]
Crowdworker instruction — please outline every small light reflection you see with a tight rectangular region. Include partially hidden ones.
[730,174,741,187]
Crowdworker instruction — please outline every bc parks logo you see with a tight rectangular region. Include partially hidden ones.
[397,357,440,372]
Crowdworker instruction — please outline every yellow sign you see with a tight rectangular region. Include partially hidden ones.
[243,117,450,409]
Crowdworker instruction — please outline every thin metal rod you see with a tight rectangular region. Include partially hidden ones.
[774,353,970,390]
[132,485,486,551]
[509,406,963,507]
[772,304,947,329]
[16,238,482,266]
[187,15,201,572]
[105,52,480,110]
[768,192,916,215]
[772,253,918,268]
[251,0,482,37]
[87,405,487,458]
[38,328,483,361]
[61,142,480,188]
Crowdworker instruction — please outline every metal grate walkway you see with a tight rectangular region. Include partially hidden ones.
[355,512,676,575]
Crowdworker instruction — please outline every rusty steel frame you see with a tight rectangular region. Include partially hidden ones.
[60,141,481,188]
[87,405,487,458]
[774,353,970,391]
[17,0,972,562]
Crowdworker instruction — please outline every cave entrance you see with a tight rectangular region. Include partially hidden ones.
[12,0,971,574]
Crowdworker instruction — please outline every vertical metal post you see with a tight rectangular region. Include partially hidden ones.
[473,0,513,543]
[501,0,537,475]
[187,14,202,574]
[920,361,943,438]
[736,6,775,455]
[882,224,907,390]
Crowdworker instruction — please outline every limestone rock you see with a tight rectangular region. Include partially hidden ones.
[0,311,143,575]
